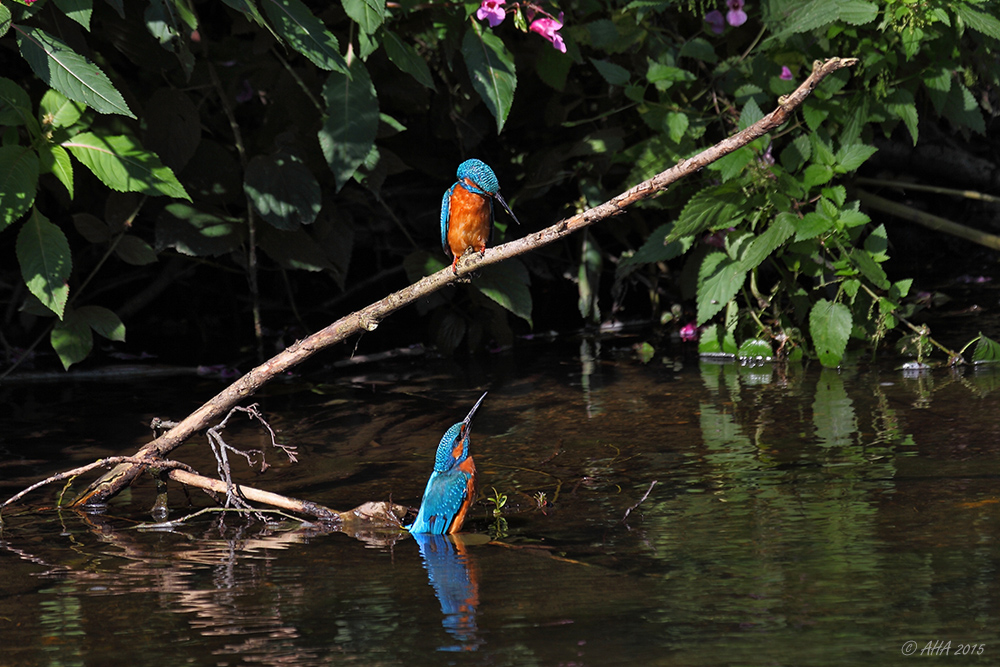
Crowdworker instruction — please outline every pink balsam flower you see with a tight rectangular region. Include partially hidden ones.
[705,10,725,34]
[530,14,567,53]
[726,0,747,27]
[476,0,507,28]
[779,65,793,80]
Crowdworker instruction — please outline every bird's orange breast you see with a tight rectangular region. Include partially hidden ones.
[447,455,478,534]
[446,179,492,260]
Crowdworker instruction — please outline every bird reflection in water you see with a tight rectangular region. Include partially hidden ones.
[412,533,483,651]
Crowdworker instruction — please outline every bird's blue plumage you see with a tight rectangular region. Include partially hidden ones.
[439,159,518,263]
[409,393,487,535]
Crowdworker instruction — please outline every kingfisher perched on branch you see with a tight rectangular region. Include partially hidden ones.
[409,393,488,534]
[441,159,519,274]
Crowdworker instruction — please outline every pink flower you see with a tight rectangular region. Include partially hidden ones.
[726,0,747,27]
[780,65,793,80]
[705,10,725,34]
[679,321,699,342]
[530,14,567,53]
[476,0,507,28]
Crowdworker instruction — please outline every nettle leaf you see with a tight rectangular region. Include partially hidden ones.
[473,259,532,326]
[0,77,33,126]
[63,132,190,199]
[849,248,889,289]
[262,0,347,72]
[972,333,1000,364]
[462,26,516,133]
[738,338,773,360]
[741,212,796,271]
[838,0,878,25]
[953,4,1000,41]
[710,147,754,182]
[665,111,688,143]
[341,0,384,35]
[319,58,379,191]
[670,183,745,243]
[835,143,878,173]
[780,134,812,171]
[76,305,126,342]
[885,88,919,145]
[51,312,93,370]
[0,145,39,231]
[810,298,851,368]
[738,98,763,131]
[244,150,321,230]
[384,30,434,89]
[16,209,71,319]
[943,83,985,135]
[16,26,134,118]
[617,222,693,277]
[591,58,630,86]
[696,251,747,325]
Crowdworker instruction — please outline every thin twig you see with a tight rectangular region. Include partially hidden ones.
[619,480,658,526]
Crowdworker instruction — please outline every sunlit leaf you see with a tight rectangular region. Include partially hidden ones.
[51,312,93,370]
[671,183,745,243]
[341,0,384,35]
[0,145,39,231]
[262,0,348,73]
[244,150,321,230]
[972,333,1000,364]
[737,338,773,360]
[474,259,532,326]
[63,132,190,200]
[741,212,795,271]
[319,58,379,191]
[384,30,434,89]
[810,298,851,368]
[16,209,71,319]
[16,26,134,118]
[697,251,746,325]
[156,203,245,257]
[462,26,516,133]
[38,144,74,199]
[76,305,126,342]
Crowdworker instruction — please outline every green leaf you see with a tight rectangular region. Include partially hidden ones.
[244,150,321,230]
[257,224,335,271]
[156,203,245,256]
[115,234,158,265]
[774,0,841,36]
[617,223,693,276]
[0,77,33,126]
[38,143,74,199]
[341,0,384,34]
[780,134,812,171]
[885,88,918,145]
[835,143,878,173]
[262,0,347,73]
[63,132,190,200]
[802,163,833,187]
[710,147,753,182]
[849,248,889,289]
[864,223,888,260]
[0,4,10,39]
[16,209,72,319]
[591,58,630,86]
[0,145,40,231]
[738,98,763,131]
[76,305,126,341]
[53,0,93,30]
[802,103,828,131]
[462,26,516,133]
[39,88,84,130]
[943,83,985,135]
[384,30,434,89]
[696,251,746,325]
[741,212,796,271]
[737,338,773,360]
[319,58,379,191]
[73,213,111,243]
[838,0,878,25]
[972,333,1000,364]
[953,4,1000,40]
[678,37,717,64]
[16,26,134,118]
[473,259,532,326]
[665,111,688,143]
[671,183,745,243]
[51,312,93,370]
[810,298,851,368]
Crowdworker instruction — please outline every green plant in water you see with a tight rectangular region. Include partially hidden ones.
[533,491,547,509]
[487,487,507,518]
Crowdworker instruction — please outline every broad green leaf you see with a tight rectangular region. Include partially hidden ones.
[0,4,10,38]
[244,150,321,230]
[115,234,158,265]
[737,338,773,360]
[864,223,888,260]
[262,0,348,73]
[384,30,434,89]
[696,251,747,325]
[849,248,889,289]
[665,111,688,143]
[76,305,126,342]
[72,213,111,243]
[319,58,379,191]
[39,88,84,130]
[678,37,717,63]
[341,0,384,35]
[810,298,851,368]
[38,143,74,199]
[835,143,877,173]
[462,26,516,133]
[16,209,71,319]
[838,0,878,25]
[63,132,190,200]
[156,203,245,256]
[802,163,833,187]
[773,0,840,36]
[972,333,1000,364]
[16,26,134,118]
[953,4,1000,40]
[885,88,918,145]
[257,224,335,271]
[794,211,834,240]
[473,259,532,326]
[0,145,40,231]
[738,98,763,131]
[670,183,745,243]
[780,134,812,171]
[51,313,93,370]
[0,77,32,126]
[591,58,630,86]
[943,83,985,135]
[741,213,796,271]
[710,147,753,182]
[53,0,93,30]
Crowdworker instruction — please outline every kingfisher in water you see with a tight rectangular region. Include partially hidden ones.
[441,159,519,274]
[409,392,488,534]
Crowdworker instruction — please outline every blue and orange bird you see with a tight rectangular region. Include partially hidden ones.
[440,159,519,274]
[409,392,488,534]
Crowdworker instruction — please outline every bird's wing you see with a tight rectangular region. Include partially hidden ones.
[410,469,472,534]
[441,183,457,255]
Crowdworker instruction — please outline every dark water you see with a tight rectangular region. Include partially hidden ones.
[2,338,999,666]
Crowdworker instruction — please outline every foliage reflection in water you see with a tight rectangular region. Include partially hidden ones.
[1,343,999,665]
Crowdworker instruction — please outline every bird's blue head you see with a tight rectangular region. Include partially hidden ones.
[433,392,487,472]
[456,159,500,195]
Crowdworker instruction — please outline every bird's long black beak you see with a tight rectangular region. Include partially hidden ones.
[463,392,488,432]
[494,192,520,225]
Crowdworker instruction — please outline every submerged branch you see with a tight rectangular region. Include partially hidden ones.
[65,57,857,508]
